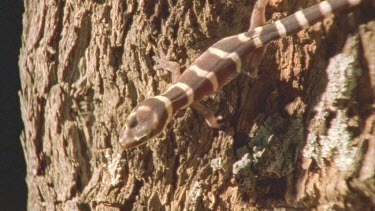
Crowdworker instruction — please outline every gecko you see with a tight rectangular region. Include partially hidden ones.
[120,0,362,149]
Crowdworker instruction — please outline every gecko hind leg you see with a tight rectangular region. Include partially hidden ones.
[250,0,269,30]
[242,0,270,78]
[191,102,228,129]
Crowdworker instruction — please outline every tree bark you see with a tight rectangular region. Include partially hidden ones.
[19,0,374,210]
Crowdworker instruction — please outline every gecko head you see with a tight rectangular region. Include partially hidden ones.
[119,97,172,149]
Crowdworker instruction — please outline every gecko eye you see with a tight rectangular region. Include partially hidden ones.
[126,114,138,128]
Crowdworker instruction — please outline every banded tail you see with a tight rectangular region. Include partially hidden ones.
[242,0,362,48]
[120,0,362,149]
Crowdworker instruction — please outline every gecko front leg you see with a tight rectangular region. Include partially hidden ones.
[152,47,181,84]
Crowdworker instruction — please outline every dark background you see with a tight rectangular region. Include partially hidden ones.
[0,0,27,210]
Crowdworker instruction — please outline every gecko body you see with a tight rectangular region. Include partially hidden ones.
[120,0,361,149]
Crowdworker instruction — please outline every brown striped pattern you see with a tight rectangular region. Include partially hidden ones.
[120,0,361,149]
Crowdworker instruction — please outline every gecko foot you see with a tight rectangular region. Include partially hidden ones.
[152,47,181,83]
[192,102,230,130]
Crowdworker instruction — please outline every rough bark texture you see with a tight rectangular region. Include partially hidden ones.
[19,0,374,210]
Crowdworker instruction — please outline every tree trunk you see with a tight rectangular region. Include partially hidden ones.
[19,0,374,210]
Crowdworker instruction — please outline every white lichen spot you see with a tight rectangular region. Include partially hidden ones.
[106,151,124,186]
[325,54,360,99]
[305,37,361,172]
[210,157,222,172]
[303,133,321,164]
[315,51,360,119]
[252,146,266,164]
[321,110,357,171]
[189,181,203,202]
[232,153,252,176]
[320,202,335,210]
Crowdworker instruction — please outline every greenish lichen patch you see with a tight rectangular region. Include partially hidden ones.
[249,114,303,178]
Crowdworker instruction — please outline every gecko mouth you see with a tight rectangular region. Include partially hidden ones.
[122,139,147,149]
[119,128,149,149]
